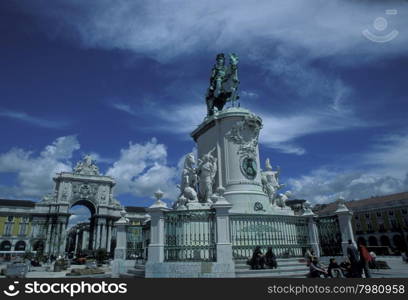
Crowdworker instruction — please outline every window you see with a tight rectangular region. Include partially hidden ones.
[355,216,359,220]
[7,216,13,222]
[365,214,370,219]
[402,209,407,215]
[19,223,27,236]
[377,212,382,217]
[390,219,399,231]
[389,211,394,216]
[4,223,12,236]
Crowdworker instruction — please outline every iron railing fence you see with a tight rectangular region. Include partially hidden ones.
[126,225,144,259]
[164,209,216,262]
[316,215,343,256]
[229,214,310,259]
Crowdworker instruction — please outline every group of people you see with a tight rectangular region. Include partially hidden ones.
[306,240,377,278]
[247,246,278,269]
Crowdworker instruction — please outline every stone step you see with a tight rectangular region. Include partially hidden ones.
[236,270,308,278]
[235,258,309,278]
[125,268,145,278]
[236,265,308,272]
[236,266,309,277]
[235,262,306,269]
[237,265,308,273]
[235,258,306,263]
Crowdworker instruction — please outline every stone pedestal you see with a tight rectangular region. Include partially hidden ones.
[303,209,321,257]
[146,197,169,264]
[191,107,290,215]
[211,193,235,277]
[335,199,355,256]
[111,211,129,278]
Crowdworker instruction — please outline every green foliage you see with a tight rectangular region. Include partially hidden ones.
[23,251,33,260]
[94,248,107,264]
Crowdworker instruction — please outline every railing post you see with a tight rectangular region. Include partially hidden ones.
[147,190,169,264]
[111,210,129,278]
[211,188,234,264]
[302,207,320,257]
[335,197,355,256]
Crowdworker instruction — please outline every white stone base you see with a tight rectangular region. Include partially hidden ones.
[111,259,127,278]
[145,261,236,278]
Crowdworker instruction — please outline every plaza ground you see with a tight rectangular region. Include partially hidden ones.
[0,256,406,278]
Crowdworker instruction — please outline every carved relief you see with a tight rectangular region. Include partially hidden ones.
[98,185,109,204]
[225,114,262,157]
[71,182,98,203]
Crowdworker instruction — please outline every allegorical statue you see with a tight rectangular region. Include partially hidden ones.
[276,191,292,208]
[177,153,199,204]
[73,155,100,176]
[197,148,218,202]
[205,53,240,116]
[261,158,284,206]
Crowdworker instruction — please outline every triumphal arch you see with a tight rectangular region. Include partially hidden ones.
[40,155,123,255]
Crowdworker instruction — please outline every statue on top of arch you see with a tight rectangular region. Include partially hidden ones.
[73,155,100,176]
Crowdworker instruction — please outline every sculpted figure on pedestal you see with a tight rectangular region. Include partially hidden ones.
[175,153,199,208]
[180,153,198,192]
[276,191,292,208]
[261,158,284,206]
[197,148,218,203]
[205,53,240,116]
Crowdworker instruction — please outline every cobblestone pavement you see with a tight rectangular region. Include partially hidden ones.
[371,256,408,278]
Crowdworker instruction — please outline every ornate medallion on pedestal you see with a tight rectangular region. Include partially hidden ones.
[225,113,262,157]
[254,201,264,212]
[240,156,257,179]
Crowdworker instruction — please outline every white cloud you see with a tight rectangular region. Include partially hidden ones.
[88,152,114,165]
[241,90,259,99]
[287,133,408,203]
[256,102,365,155]
[110,102,138,116]
[19,0,408,63]
[0,109,69,129]
[0,135,182,202]
[0,136,80,198]
[364,134,408,178]
[106,138,179,200]
[287,168,408,204]
[68,206,91,228]
[150,103,207,136]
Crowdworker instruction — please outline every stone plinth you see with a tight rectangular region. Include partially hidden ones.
[335,199,356,256]
[191,107,288,215]
[145,262,235,278]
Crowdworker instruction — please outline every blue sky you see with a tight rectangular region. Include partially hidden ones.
[0,0,408,211]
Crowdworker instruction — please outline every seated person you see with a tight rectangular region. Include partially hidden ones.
[264,247,277,269]
[402,252,408,263]
[309,257,328,278]
[304,249,315,266]
[327,258,344,278]
[248,246,265,269]
[369,251,378,269]
[339,259,352,278]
